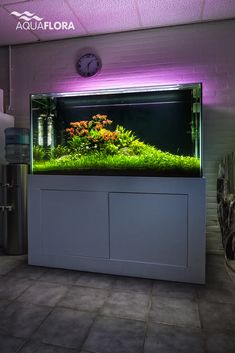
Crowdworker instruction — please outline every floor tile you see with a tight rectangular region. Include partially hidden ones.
[75,272,114,289]
[149,296,201,328]
[33,307,95,349]
[58,285,109,312]
[0,298,11,312]
[39,268,81,285]
[199,301,235,331]
[83,316,146,353]
[0,276,33,300]
[0,260,19,276]
[17,281,69,307]
[144,322,205,353]
[8,264,46,280]
[206,255,225,268]
[101,290,150,320]
[227,265,235,285]
[0,301,51,338]
[197,284,235,304]
[152,280,197,299]
[205,256,233,288]
[0,253,234,353]
[19,340,78,352]
[205,332,235,353]
[205,266,233,288]
[0,333,25,353]
[0,256,25,275]
[112,275,153,293]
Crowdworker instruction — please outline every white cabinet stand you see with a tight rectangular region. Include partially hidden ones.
[28,175,206,283]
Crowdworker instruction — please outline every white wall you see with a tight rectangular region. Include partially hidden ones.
[2,19,235,253]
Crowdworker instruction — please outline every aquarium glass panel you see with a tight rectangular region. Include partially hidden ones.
[30,83,202,177]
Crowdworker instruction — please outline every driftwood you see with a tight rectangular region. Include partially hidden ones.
[217,153,235,262]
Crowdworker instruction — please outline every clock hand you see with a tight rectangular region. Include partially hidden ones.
[87,60,95,73]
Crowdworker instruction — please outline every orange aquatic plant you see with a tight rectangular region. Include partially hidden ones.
[66,114,115,143]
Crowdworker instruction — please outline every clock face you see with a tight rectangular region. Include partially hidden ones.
[76,53,101,77]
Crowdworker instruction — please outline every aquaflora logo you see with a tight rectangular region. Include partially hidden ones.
[10,11,75,31]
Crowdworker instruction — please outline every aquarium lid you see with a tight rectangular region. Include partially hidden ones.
[31,83,202,100]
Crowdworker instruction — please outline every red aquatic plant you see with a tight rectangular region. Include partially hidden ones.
[66,114,114,140]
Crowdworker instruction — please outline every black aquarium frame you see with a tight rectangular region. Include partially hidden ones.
[30,83,202,177]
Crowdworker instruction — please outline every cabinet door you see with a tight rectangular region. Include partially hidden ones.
[40,190,109,258]
[109,192,188,267]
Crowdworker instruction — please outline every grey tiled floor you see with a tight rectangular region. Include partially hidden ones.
[0,254,235,353]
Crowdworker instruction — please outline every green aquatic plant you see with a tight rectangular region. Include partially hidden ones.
[34,144,65,161]
[67,135,91,155]
[33,145,46,161]
[130,140,146,154]
[33,114,200,177]
[115,125,137,148]
[33,149,200,176]
[51,145,70,158]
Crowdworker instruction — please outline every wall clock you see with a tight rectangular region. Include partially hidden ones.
[76,53,102,77]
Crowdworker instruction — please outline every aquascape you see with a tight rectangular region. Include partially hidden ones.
[33,113,200,177]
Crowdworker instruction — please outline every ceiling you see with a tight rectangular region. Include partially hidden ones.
[0,0,235,46]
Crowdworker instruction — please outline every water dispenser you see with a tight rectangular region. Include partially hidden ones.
[5,127,30,164]
[0,128,29,254]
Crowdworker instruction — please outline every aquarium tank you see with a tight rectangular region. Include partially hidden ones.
[30,83,202,177]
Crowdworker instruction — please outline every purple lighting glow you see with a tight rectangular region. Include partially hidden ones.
[52,66,215,106]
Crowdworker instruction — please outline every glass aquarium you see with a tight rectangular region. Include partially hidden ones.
[30,83,202,177]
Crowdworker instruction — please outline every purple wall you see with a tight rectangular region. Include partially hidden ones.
[1,19,235,252]
[0,47,9,112]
